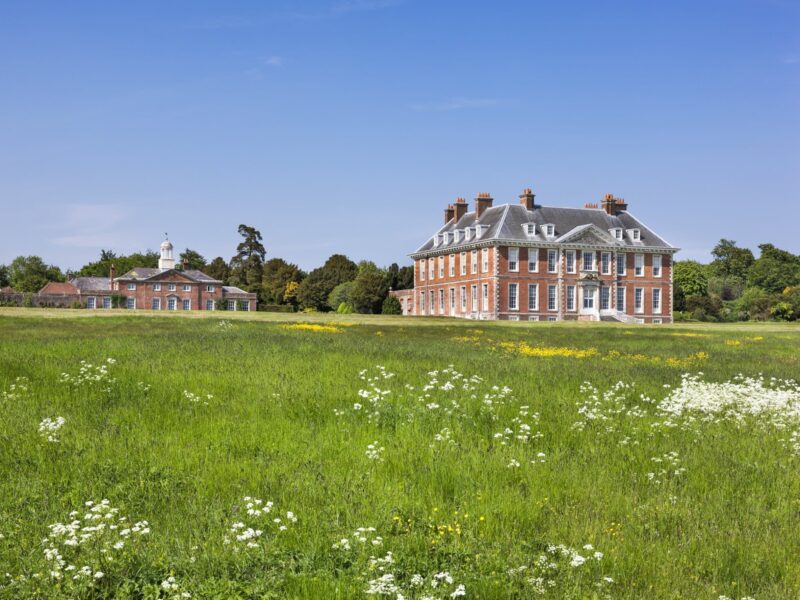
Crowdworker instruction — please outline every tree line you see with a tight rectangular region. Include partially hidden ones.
[0,224,414,314]
[674,239,800,321]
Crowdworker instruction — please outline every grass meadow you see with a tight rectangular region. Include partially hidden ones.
[1,308,799,599]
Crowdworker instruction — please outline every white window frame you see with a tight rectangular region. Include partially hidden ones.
[617,286,626,312]
[634,288,644,313]
[582,288,594,310]
[481,248,489,273]
[168,283,176,292]
[528,284,538,311]
[653,288,662,314]
[419,292,425,313]
[449,254,455,277]
[528,248,539,272]
[102,297,111,309]
[168,297,177,311]
[460,286,467,311]
[152,297,161,310]
[508,315,519,321]
[153,283,161,291]
[460,252,467,276]
[471,285,477,311]
[126,297,136,309]
[182,299,191,311]
[471,250,478,274]
[429,291,434,315]
[545,224,555,237]
[420,260,425,281]
[465,228,473,242]
[482,283,489,311]
[449,288,455,310]
[183,284,191,292]
[617,253,626,276]
[206,285,215,292]
[601,252,611,275]
[547,249,558,273]
[629,229,641,241]
[428,258,435,281]
[438,256,445,278]
[508,247,519,272]
[634,254,644,277]
[582,251,595,272]
[566,250,576,274]
[240,301,250,312]
[87,297,96,309]
[227,299,237,311]
[653,255,662,278]
[508,283,518,311]
[127,283,136,291]
[206,299,215,310]
[566,285,576,311]
[600,287,610,310]
[524,223,535,236]
[547,285,557,311]
[528,315,539,322]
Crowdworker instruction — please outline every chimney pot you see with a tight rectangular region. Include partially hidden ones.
[444,203,456,225]
[453,197,468,222]
[519,187,536,210]
[474,192,494,219]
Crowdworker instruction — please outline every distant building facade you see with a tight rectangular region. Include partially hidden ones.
[35,238,256,311]
[408,189,678,323]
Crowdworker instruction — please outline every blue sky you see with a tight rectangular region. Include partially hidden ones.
[1,0,798,271]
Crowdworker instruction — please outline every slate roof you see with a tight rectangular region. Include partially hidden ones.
[114,268,222,283]
[39,281,79,295]
[412,203,677,255]
[222,286,251,295]
[72,277,111,292]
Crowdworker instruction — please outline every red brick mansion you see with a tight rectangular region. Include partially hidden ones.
[406,189,678,323]
[40,238,256,311]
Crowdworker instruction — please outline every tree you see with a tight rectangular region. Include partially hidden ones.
[350,268,390,314]
[0,264,9,288]
[76,250,158,277]
[261,258,304,304]
[205,257,230,283]
[747,244,800,293]
[328,281,355,312]
[179,248,206,271]
[382,295,402,315]
[9,256,65,292]
[386,263,414,291]
[673,260,708,311]
[283,281,300,309]
[709,239,755,280]
[229,224,266,296]
[296,254,358,311]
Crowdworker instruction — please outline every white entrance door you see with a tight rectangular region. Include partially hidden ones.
[580,287,598,318]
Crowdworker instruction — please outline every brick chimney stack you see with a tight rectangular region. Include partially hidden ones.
[182,258,189,270]
[519,187,536,211]
[601,193,628,216]
[444,204,455,224]
[475,192,493,219]
[453,197,468,222]
[109,264,116,286]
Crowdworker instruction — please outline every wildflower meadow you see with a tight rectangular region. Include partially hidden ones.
[0,309,798,599]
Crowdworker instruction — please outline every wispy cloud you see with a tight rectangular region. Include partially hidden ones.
[50,204,131,248]
[410,97,515,112]
[262,55,284,67]
[332,0,404,14]
[184,0,403,29]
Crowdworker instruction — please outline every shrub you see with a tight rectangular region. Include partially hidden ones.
[685,295,722,322]
[258,304,294,313]
[381,295,402,315]
[71,301,83,309]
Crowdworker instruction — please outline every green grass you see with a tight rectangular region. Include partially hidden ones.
[0,309,799,599]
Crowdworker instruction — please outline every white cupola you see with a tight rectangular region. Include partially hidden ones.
[159,235,175,270]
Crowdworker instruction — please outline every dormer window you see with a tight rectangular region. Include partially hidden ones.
[465,228,473,241]
[454,230,462,243]
[475,224,487,239]
[524,223,536,236]
[444,232,452,244]
[610,228,623,240]
[433,234,440,247]
[544,224,555,238]
[627,228,641,241]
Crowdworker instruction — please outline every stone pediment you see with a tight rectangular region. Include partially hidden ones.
[145,270,196,283]
[557,224,617,247]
